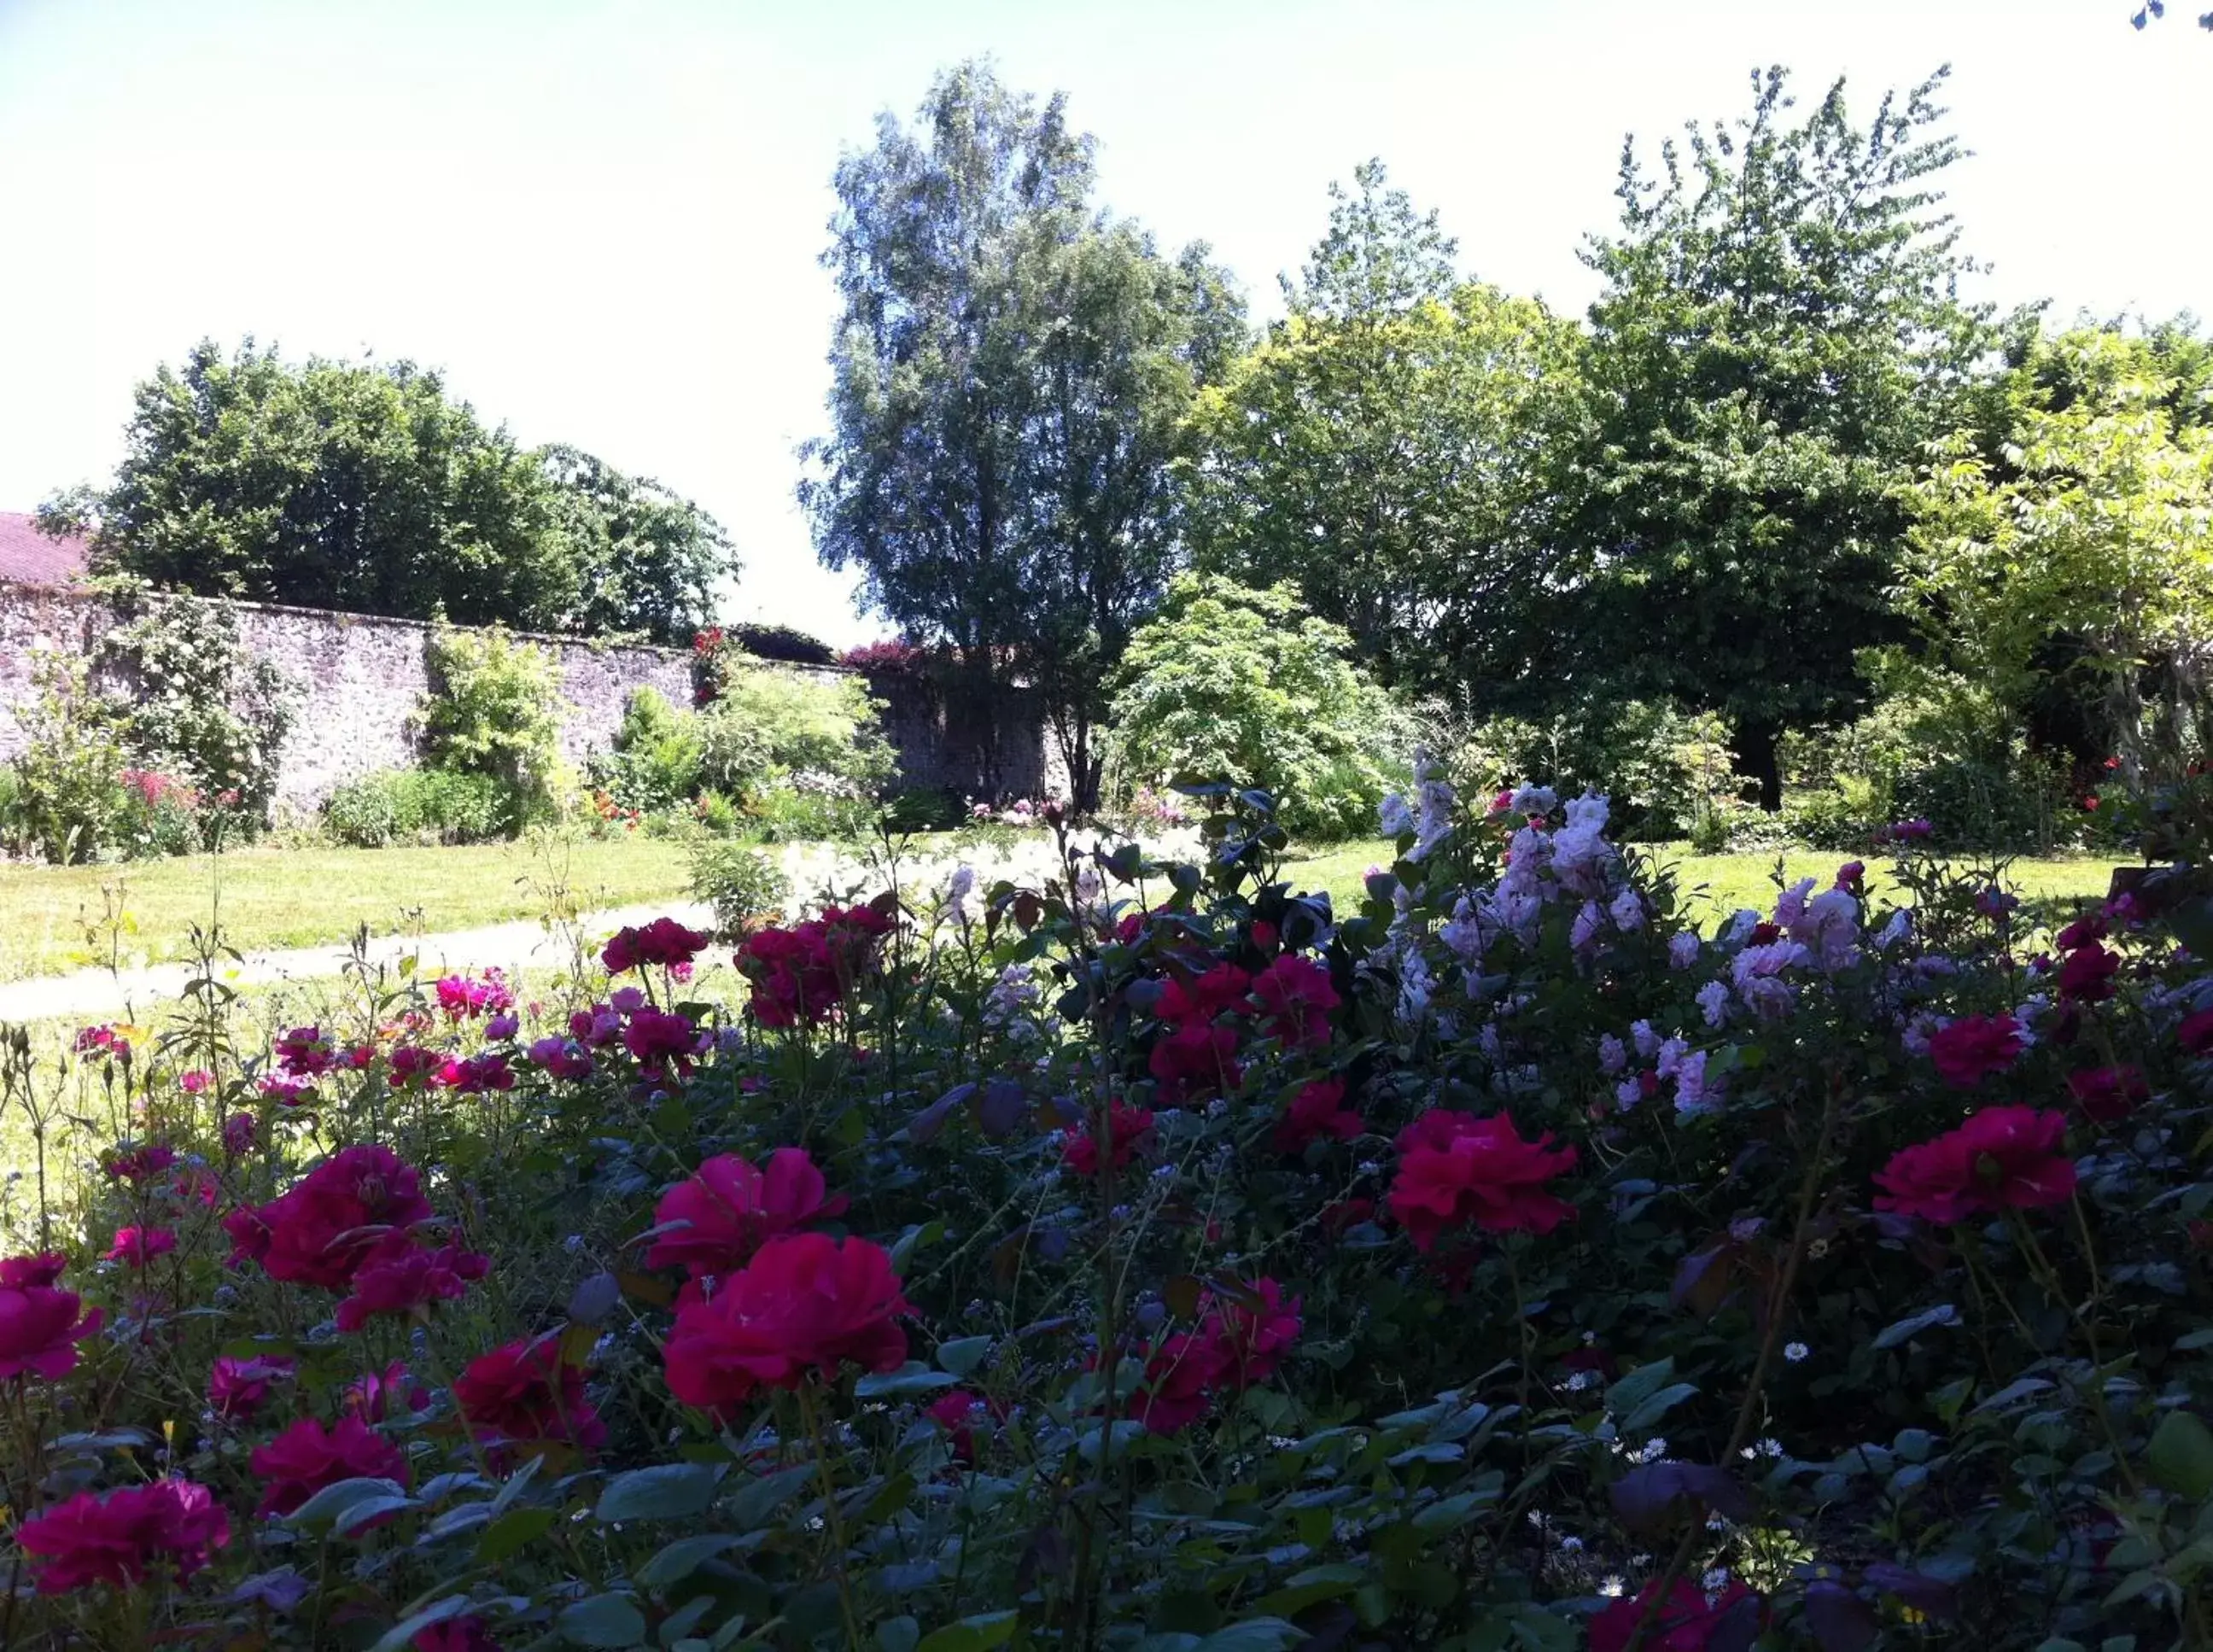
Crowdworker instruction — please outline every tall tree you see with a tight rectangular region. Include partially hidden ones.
[1555,67,2003,807]
[537,445,736,643]
[48,340,736,639]
[1186,161,1579,692]
[800,61,1244,805]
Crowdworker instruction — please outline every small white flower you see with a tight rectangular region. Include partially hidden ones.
[1599,1576,1626,1598]
[1784,1341,1809,1363]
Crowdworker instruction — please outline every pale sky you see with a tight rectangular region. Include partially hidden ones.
[1,0,2205,645]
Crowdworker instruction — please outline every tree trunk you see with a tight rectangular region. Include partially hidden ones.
[1736,719,1784,814]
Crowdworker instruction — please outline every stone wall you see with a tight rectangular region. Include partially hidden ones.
[0,584,1059,810]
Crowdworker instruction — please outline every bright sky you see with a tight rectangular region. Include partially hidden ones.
[1,0,2205,645]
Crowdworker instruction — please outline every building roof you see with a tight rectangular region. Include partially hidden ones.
[0,511,91,586]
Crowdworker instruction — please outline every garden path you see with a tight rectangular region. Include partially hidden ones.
[0,832,1129,1026]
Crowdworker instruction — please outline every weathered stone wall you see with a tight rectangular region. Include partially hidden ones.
[0,584,1057,810]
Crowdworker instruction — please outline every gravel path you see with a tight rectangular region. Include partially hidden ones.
[0,832,1153,1026]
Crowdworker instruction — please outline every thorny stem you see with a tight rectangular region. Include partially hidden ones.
[1623,1070,1845,1652]
[797,1381,864,1652]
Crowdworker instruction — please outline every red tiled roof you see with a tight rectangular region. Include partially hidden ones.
[0,511,90,586]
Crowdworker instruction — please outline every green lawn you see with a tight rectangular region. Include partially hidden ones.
[0,836,698,981]
[1280,838,2125,923]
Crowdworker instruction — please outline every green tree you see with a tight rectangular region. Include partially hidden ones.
[801,61,1245,806]
[1555,67,2004,808]
[538,445,736,642]
[48,341,737,639]
[1903,326,2213,780]
[1108,573,1402,839]
[1188,161,1579,692]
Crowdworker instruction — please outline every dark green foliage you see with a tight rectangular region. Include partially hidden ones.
[319,768,509,847]
[417,626,567,832]
[537,445,735,644]
[802,61,1246,805]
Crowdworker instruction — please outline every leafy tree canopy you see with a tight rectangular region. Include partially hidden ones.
[45,340,734,642]
[1554,66,2006,805]
[801,59,1245,804]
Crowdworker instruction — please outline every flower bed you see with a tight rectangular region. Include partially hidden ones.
[0,778,2206,1649]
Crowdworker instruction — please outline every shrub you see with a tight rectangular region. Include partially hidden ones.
[1108,573,1404,840]
[8,778,2209,1649]
[587,686,704,814]
[418,625,567,832]
[688,838,789,934]
[695,655,894,804]
[1433,694,1737,842]
[880,785,965,833]
[321,768,507,846]
[3,651,129,863]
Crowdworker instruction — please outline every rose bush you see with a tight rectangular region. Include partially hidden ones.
[3,776,2213,1649]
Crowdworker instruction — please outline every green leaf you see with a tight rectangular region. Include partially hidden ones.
[1191,1621,1305,1652]
[936,1336,993,1378]
[2148,1410,2213,1499]
[1621,1383,1699,1433]
[855,1362,960,1398]
[915,1610,1020,1652]
[639,1532,747,1591]
[730,1463,815,1528]
[1255,1563,1366,1617]
[1873,1304,1958,1349]
[475,1506,555,1564]
[284,1476,409,1527]
[334,1493,421,1537]
[558,1592,647,1647]
[877,1619,922,1652]
[595,1461,725,1523]
[1605,1357,1677,1422]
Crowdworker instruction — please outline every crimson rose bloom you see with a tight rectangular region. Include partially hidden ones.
[105,1225,176,1268]
[253,1145,434,1290]
[343,1360,431,1422]
[1589,1577,1763,1652]
[1873,1106,2077,1224]
[662,1233,912,1410]
[1250,954,1340,1049]
[647,1148,846,1277]
[0,1280,103,1381]
[2182,1007,2213,1054]
[16,1479,229,1594]
[2058,941,2121,1002]
[1062,1102,1155,1176]
[1273,1078,1362,1154]
[1927,1014,2025,1089]
[0,1252,67,1288]
[415,1618,504,1652]
[1148,1024,1242,1101]
[1209,1277,1302,1386]
[1155,964,1252,1029]
[456,1336,607,1456]
[1129,1329,1224,1433]
[207,1354,295,1420]
[251,1415,411,1519]
[622,1007,703,1077]
[1387,1111,1579,1252]
[603,916,710,975]
[336,1240,492,1332]
[2068,1065,2149,1124]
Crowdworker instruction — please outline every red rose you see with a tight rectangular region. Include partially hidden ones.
[1873,1106,2077,1224]
[1250,954,1340,1049]
[927,1388,995,1462]
[2180,1008,2213,1054]
[1927,1014,2026,1089]
[343,1360,432,1422]
[1249,919,1280,954]
[1156,964,1253,1029]
[0,1280,102,1381]
[1209,1277,1301,1386]
[0,1252,67,1288]
[16,1479,229,1595]
[455,1336,606,1456]
[2056,914,2109,951]
[1128,1329,1225,1434]
[250,1415,410,1519]
[2057,941,2121,1002]
[415,1616,504,1652]
[222,1205,273,1270]
[1273,1078,1362,1154]
[275,1026,335,1077]
[603,916,710,975]
[1148,1024,1242,1101]
[1063,1102,1155,1176]
[2068,1065,2149,1124]
[207,1354,295,1420]
[336,1240,491,1332]
[1589,1577,1763,1652]
[252,1145,434,1291]
[622,1007,703,1077]
[105,1225,176,1268]
[663,1233,912,1410]
[647,1148,846,1277]
[1387,1111,1579,1252]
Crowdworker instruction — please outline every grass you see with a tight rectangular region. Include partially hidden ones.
[0,834,698,981]
[1281,838,2127,924]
